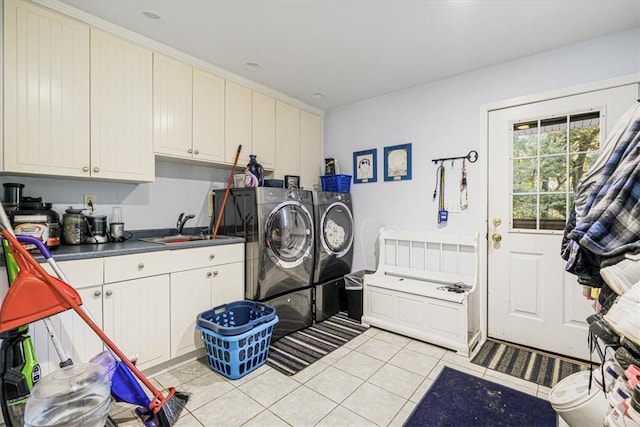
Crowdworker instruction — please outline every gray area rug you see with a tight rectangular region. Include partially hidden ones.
[471,338,591,388]
[267,312,368,376]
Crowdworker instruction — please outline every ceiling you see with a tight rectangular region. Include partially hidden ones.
[55,0,640,111]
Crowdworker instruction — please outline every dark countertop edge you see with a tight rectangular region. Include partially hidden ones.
[0,227,244,265]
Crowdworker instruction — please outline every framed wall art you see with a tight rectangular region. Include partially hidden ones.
[353,149,377,183]
[285,175,300,189]
[384,143,412,181]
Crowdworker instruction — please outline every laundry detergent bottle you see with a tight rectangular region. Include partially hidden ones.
[246,154,264,187]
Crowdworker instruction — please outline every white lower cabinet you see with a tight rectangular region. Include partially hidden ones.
[30,258,104,376]
[103,275,171,371]
[170,244,244,357]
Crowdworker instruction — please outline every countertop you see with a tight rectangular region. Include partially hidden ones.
[1,227,244,265]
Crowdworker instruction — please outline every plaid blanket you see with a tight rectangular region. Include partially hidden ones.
[566,100,640,273]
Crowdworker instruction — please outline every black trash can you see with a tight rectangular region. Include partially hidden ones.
[344,270,374,322]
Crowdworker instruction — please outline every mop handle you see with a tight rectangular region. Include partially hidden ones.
[212,144,242,239]
[1,231,169,409]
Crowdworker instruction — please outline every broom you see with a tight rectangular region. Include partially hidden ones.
[212,144,242,239]
[0,229,190,426]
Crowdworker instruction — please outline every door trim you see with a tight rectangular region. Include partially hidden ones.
[477,72,640,351]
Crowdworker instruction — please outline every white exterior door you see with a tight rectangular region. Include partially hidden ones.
[487,84,639,360]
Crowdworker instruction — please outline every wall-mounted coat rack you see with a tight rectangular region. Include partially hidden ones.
[431,150,479,164]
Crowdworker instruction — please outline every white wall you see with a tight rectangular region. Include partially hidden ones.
[324,28,640,272]
[1,160,233,231]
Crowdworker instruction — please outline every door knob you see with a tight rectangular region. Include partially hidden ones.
[493,218,502,227]
[491,233,502,243]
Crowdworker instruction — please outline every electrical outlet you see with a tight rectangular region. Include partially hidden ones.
[84,194,96,209]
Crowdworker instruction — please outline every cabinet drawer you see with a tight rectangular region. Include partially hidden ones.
[41,258,103,289]
[170,243,244,272]
[104,251,171,283]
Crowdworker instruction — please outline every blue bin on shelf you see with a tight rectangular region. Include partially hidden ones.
[320,174,351,193]
[197,301,278,380]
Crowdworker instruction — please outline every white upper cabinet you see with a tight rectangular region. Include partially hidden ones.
[225,81,252,164]
[4,0,90,177]
[153,53,193,158]
[193,68,225,162]
[252,91,276,170]
[275,101,301,178]
[91,29,154,181]
[299,110,323,190]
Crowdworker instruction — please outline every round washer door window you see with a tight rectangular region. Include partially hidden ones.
[320,202,354,257]
[265,201,313,268]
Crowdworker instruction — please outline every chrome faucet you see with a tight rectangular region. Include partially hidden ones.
[176,212,195,235]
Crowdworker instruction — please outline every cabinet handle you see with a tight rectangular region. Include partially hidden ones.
[93,167,100,173]
[138,263,144,269]
[106,290,113,297]
[213,270,219,277]
[206,271,212,278]
[194,149,199,155]
[82,166,90,172]
[187,148,193,154]
[209,254,215,260]
[94,290,102,297]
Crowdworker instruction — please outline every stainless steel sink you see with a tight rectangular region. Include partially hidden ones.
[139,234,234,245]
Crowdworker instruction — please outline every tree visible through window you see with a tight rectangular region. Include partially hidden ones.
[511,111,600,230]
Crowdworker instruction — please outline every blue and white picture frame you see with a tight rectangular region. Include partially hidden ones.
[353,149,377,183]
[384,143,412,181]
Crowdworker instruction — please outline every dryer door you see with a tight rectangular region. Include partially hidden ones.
[320,201,354,257]
[265,201,314,269]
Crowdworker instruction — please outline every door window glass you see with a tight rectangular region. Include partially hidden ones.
[511,111,600,230]
[268,205,312,262]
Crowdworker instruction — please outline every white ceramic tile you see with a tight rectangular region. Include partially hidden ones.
[181,372,236,411]
[320,346,351,365]
[354,337,403,362]
[191,388,264,426]
[388,401,417,427]
[405,339,448,359]
[333,350,385,380]
[305,366,364,403]
[174,413,205,426]
[410,377,434,403]
[269,385,337,426]
[238,369,300,407]
[242,410,291,427]
[373,330,412,347]
[153,358,213,388]
[109,407,145,426]
[315,405,378,427]
[428,360,486,380]
[368,363,425,399]
[341,382,407,426]
[291,359,329,383]
[227,363,271,386]
[344,333,370,349]
[388,347,440,376]
[441,350,487,373]
[362,327,380,338]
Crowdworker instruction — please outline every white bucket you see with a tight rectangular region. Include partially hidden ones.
[549,370,610,427]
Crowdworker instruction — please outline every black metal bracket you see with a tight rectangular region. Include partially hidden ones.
[431,150,479,164]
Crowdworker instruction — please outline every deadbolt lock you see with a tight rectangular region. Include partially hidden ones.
[493,218,502,227]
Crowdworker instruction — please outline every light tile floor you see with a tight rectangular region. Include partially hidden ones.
[110,327,564,427]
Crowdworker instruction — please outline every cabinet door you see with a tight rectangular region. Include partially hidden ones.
[170,268,212,357]
[103,275,170,370]
[275,101,301,178]
[4,0,90,177]
[252,92,276,170]
[91,29,154,181]
[211,262,245,308]
[153,53,193,158]
[193,69,225,162]
[225,81,252,164]
[299,110,323,190]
